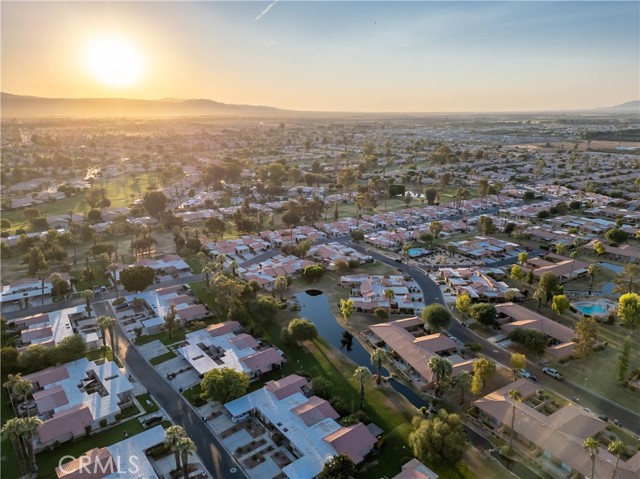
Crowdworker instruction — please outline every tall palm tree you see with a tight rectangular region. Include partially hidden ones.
[608,441,626,479]
[428,356,452,396]
[454,370,473,405]
[13,375,34,417]
[229,260,239,278]
[164,304,178,338]
[533,288,545,313]
[588,264,600,296]
[583,437,599,479]
[383,289,395,319]
[353,367,372,409]
[508,389,523,449]
[176,437,197,479]
[568,250,579,281]
[164,426,187,472]
[201,266,213,289]
[21,416,42,474]
[81,289,95,317]
[96,316,116,355]
[108,263,120,299]
[2,418,28,476]
[370,348,390,385]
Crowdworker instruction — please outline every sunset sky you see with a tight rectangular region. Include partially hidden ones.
[2,1,638,112]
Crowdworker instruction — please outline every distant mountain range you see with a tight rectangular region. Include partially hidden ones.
[1,92,285,117]
[600,100,640,111]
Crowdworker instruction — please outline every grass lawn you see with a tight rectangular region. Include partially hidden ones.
[136,393,160,414]
[86,347,123,367]
[36,418,145,479]
[149,350,177,365]
[135,329,186,346]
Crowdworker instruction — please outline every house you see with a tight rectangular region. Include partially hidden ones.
[25,358,134,449]
[495,303,575,360]
[440,268,522,303]
[582,240,640,263]
[393,459,439,479]
[224,374,377,479]
[55,426,165,479]
[176,321,284,380]
[239,255,315,290]
[522,253,590,282]
[474,379,640,479]
[341,275,424,315]
[368,317,475,390]
[308,242,372,268]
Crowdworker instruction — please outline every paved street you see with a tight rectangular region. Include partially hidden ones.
[93,301,247,479]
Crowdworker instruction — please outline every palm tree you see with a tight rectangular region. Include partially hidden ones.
[164,426,187,472]
[353,366,372,409]
[568,250,579,281]
[12,375,34,417]
[428,356,452,396]
[81,289,95,317]
[2,418,28,476]
[583,437,599,479]
[588,264,600,296]
[108,263,120,299]
[533,288,545,313]
[608,441,626,479]
[96,316,116,355]
[508,389,523,449]
[229,260,239,278]
[21,416,42,474]
[370,348,390,385]
[176,436,197,479]
[454,370,473,405]
[383,289,395,319]
[201,266,213,289]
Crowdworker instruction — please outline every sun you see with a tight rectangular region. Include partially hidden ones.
[85,35,144,87]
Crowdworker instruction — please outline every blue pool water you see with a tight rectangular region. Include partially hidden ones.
[575,303,608,316]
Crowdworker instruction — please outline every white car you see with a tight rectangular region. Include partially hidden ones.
[543,367,564,380]
[516,369,537,381]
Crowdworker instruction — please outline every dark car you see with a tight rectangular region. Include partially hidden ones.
[142,415,163,427]
[114,302,129,311]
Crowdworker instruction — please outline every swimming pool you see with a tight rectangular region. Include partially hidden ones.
[573,299,616,317]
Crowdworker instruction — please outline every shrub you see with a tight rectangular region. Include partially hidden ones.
[99,419,107,428]
[330,396,350,416]
[311,376,334,400]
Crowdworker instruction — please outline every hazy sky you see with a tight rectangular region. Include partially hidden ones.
[2,1,638,112]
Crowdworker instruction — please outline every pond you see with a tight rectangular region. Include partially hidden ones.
[295,290,429,405]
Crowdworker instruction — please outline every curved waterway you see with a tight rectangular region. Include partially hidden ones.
[295,290,427,408]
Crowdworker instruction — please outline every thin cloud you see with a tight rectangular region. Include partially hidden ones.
[253,0,278,22]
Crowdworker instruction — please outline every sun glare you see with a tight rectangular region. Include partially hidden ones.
[85,36,144,87]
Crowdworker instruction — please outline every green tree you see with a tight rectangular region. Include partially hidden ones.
[478,216,495,235]
[120,266,156,292]
[383,289,396,318]
[350,229,364,242]
[81,289,94,316]
[533,288,545,312]
[210,273,245,318]
[538,272,561,304]
[142,190,168,223]
[164,426,187,473]
[108,263,120,299]
[593,240,605,256]
[96,316,116,355]
[353,366,372,409]
[518,252,528,266]
[616,336,632,382]
[583,437,600,479]
[12,374,34,417]
[507,328,549,354]
[455,293,472,316]
[508,389,523,449]
[509,353,526,381]
[574,318,599,358]
[163,304,178,339]
[26,247,48,276]
[428,356,453,396]
[177,437,197,479]
[303,264,325,282]
[613,264,640,295]
[453,370,472,405]
[287,318,318,343]
[551,294,570,319]
[608,441,626,479]
[510,264,524,282]
[201,367,249,403]
[469,303,497,326]
[421,303,452,332]
[409,410,468,467]
[2,418,29,476]
[339,298,354,325]
[429,221,443,238]
[370,348,390,386]
[273,275,289,301]
[618,293,640,333]
[470,358,496,396]
[320,454,356,479]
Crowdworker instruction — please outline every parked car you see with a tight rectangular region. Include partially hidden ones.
[142,415,163,427]
[542,367,564,380]
[18,400,37,415]
[231,412,250,423]
[516,369,537,381]
[114,302,129,311]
